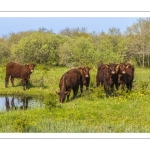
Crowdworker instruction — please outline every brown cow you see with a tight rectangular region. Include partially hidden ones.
[96,64,113,97]
[96,64,106,87]
[56,69,83,103]
[77,67,91,91]
[5,62,36,90]
[109,63,120,91]
[117,63,134,91]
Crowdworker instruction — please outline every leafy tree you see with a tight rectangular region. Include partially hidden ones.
[58,36,100,67]
[0,37,10,64]
[125,18,150,67]
[10,31,61,65]
[96,29,125,64]
[60,27,90,38]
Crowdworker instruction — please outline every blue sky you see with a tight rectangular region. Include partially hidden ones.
[0,17,140,37]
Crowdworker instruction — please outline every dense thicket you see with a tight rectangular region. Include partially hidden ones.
[1,18,150,67]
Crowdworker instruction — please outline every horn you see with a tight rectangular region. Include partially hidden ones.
[105,65,109,68]
[116,65,119,69]
[126,65,129,68]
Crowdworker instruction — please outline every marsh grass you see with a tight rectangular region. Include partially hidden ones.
[0,66,150,132]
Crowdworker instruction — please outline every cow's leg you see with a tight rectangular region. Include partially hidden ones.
[126,82,132,92]
[121,83,125,90]
[96,77,100,87]
[5,75,10,88]
[110,83,114,94]
[104,84,109,98]
[129,82,133,90]
[66,93,70,101]
[22,78,26,90]
[66,89,71,101]
[86,78,89,90]
[73,87,79,99]
[115,84,119,91]
[126,83,129,91]
[73,88,76,99]
[79,82,83,95]
[10,76,15,87]
[26,80,28,89]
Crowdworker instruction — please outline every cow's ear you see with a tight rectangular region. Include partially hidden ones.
[56,91,60,95]
[33,64,36,67]
[25,64,29,67]
[64,91,69,95]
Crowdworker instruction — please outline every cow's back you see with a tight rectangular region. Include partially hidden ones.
[6,62,23,78]
[65,69,81,87]
[96,64,106,82]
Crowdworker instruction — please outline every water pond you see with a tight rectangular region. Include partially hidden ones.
[0,95,43,112]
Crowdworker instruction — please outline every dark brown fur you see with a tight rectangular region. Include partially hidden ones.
[96,64,113,97]
[5,62,36,90]
[109,63,119,91]
[117,63,134,91]
[77,67,91,91]
[57,69,83,103]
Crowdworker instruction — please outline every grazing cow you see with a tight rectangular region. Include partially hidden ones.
[5,62,36,90]
[56,69,83,103]
[78,67,91,91]
[96,64,113,97]
[117,63,134,91]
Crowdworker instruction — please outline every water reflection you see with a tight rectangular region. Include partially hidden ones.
[5,96,30,111]
[0,96,42,112]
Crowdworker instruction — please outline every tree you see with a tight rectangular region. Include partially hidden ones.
[58,36,100,67]
[96,29,125,64]
[125,18,150,67]
[10,31,61,65]
[0,37,10,64]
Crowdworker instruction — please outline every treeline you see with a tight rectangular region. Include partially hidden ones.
[1,18,150,67]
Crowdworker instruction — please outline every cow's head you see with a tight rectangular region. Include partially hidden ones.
[83,67,91,78]
[56,91,68,103]
[109,63,118,74]
[27,63,36,73]
[118,63,126,74]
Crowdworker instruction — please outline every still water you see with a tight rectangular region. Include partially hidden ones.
[0,96,43,112]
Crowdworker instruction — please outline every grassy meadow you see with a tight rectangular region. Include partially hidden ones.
[0,65,150,132]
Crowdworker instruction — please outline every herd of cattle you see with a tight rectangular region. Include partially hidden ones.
[4,62,134,103]
[57,63,134,102]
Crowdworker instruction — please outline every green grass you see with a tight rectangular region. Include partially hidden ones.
[0,65,150,132]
